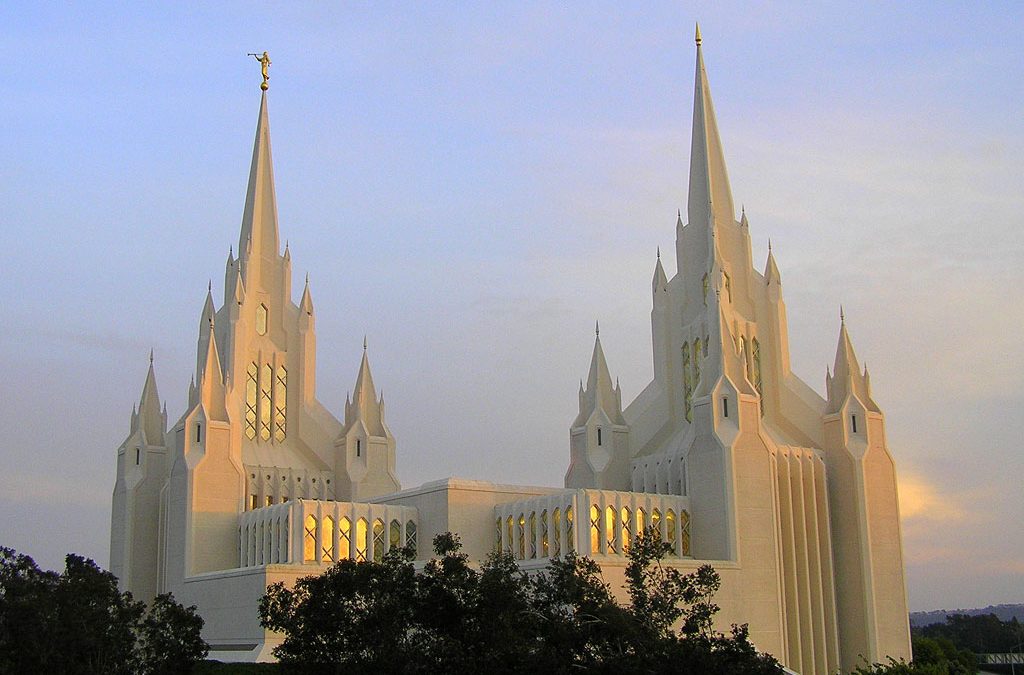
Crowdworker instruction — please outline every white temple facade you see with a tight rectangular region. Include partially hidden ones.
[110,30,911,673]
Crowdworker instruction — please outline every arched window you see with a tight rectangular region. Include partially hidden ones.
[373,519,385,562]
[260,364,273,441]
[680,510,691,556]
[494,518,502,553]
[528,512,537,559]
[390,519,401,551]
[517,514,526,560]
[666,509,678,556]
[303,514,317,563]
[682,343,693,422]
[406,521,417,550]
[339,517,351,560]
[565,506,575,553]
[355,518,368,561]
[637,507,647,539]
[752,338,763,415]
[540,509,549,558]
[589,505,601,554]
[321,515,335,563]
[506,515,514,555]
[551,508,561,557]
[274,366,287,442]
[621,506,632,552]
[651,508,662,539]
[605,506,618,554]
[245,362,258,439]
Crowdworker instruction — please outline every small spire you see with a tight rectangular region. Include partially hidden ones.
[149,348,154,364]
[695,22,702,46]
[208,279,212,292]
[595,320,600,338]
[305,271,309,284]
[840,305,846,324]
[656,246,661,259]
[768,238,772,253]
[363,334,367,351]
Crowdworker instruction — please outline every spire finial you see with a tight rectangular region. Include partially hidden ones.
[248,51,271,90]
[363,334,367,351]
[695,22,702,46]
[207,279,212,292]
[305,272,309,284]
[595,320,600,338]
[768,238,772,253]
[840,305,845,323]
[149,348,154,364]
[657,246,661,260]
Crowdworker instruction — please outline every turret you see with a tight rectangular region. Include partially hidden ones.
[334,340,400,501]
[565,323,630,490]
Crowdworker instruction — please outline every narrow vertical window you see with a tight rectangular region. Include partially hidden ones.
[589,505,601,554]
[321,515,335,563]
[265,495,273,507]
[339,517,351,559]
[702,273,709,305]
[621,506,632,552]
[355,518,368,561]
[195,424,202,443]
[565,506,575,553]
[356,439,361,457]
[260,364,272,441]
[406,520,417,550]
[373,519,385,562]
[753,338,764,416]
[552,508,561,557]
[693,338,702,386]
[680,510,691,556]
[274,366,287,442]
[651,508,662,538]
[605,506,617,554]
[250,494,258,510]
[256,303,268,335]
[597,427,602,446]
[723,271,732,302]
[666,509,678,556]
[390,519,401,551]
[494,518,502,554]
[135,448,140,465]
[517,514,526,560]
[851,415,858,433]
[722,397,729,418]
[637,507,647,538]
[682,343,693,422]
[506,516,514,555]
[303,515,317,563]
[245,362,258,439]
[528,512,537,559]
[540,509,549,558]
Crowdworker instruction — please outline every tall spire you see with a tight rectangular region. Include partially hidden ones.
[573,329,625,427]
[687,26,735,231]
[137,353,165,446]
[238,92,280,284]
[826,315,878,413]
[345,346,386,436]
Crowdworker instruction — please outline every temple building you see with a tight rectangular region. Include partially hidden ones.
[110,29,911,672]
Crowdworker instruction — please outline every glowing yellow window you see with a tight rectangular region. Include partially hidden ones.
[605,506,617,554]
[565,506,575,553]
[506,515,514,555]
[321,515,335,562]
[539,509,549,558]
[245,362,258,439]
[517,514,526,560]
[666,509,677,556]
[355,518,368,561]
[303,515,317,563]
[621,506,632,552]
[651,508,662,539]
[256,303,268,335]
[528,512,537,559]
[589,505,601,554]
[680,510,691,556]
[260,364,272,441]
[339,517,351,560]
[551,508,561,557]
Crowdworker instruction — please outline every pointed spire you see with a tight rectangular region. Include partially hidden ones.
[840,305,846,324]
[345,345,386,436]
[238,91,281,284]
[594,321,600,338]
[138,353,164,445]
[574,327,625,427]
[198,323,228,421]
[299,274,314,317]
[695,22,702,45]
[764,245,781,286]
[653,249,668,295]
[826,314,879,414]
[687,26,735,232]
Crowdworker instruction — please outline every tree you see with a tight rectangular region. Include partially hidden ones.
[0,547,207,675]
[260,530,783,674]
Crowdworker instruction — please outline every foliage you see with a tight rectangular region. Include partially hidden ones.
[916,612,1024,655]
[260,530,783,674]
[0,547,208,675]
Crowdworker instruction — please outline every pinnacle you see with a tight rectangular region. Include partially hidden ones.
[695,22,702,46]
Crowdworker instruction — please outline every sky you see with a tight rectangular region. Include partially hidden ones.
[1,2,1022,613]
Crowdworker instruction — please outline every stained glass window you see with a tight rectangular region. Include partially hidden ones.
[274,366,287,442]
[666,509,678,556]
[321,515,334,562]
[406,520,417,550]
[355,518,368,561]
[245,362,258,439]
[540,509,549,558]
[256,303,268,335]
[494,518,502,553]
[303,515,317,563]
[651,508,662,539]
[621,506,632,552]
[390,519,401,551]
[260,364,272,441]
[373,519,385,562]
[682,343,693,422]
[693,339,702,387]
[551,508,561,557]
[528,512,537,559]
[517,514,526,560]
[605,506,617,554]
[680,510,691,556]
[566,506,575,553]
[753,338,763,416]
[590,505,601,554]
[339,517,351,559]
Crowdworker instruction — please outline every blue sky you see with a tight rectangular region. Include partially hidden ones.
[2,2,1022,612]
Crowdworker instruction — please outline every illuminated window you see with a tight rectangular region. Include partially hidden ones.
[753,338,763,416]
[373,519,385,562]
[621,506,632,552]
[390,519,401,551]
[265,495,273,507]
[256,303,268,335]
[517,514,526,560]
[651,508,662,538]
[274,366,287,442]
[303,515,317,563]
[250,494,258,510]
[506,515,514,555]
[245,362,258,439]
[339,517,351,559]
[565,506,575,553]
[494,518,502,553]
[528,512,537,559]
[551,508,561,557]
[666,509,677,556]
[355,518,368,561]
[605,506,617,554]
[260,364,272,441]
[406,520,417,550]
[637,507,647,538]
[682,343,693,422]
[540,509,549,558]
[322,515,335,562]
[680,510,691,556]
[589,505,601,554]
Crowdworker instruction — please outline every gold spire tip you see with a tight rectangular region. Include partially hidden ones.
[248,51,271,91]
[695,23,702,46]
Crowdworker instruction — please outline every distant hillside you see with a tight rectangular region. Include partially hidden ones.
[911,604,1024,627]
